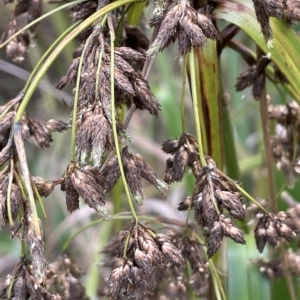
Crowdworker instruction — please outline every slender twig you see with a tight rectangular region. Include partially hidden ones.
[193,231,227,300]
[109,20,138,222]
[257,47,296,300]
[6,153,15,227]
[189,49,207,167]
[181,56,187,133]
[70,30,97,161]
[13,123,40,236]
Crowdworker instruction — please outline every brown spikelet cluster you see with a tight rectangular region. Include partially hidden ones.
[56,35,159,164]
[102,147,168,204]
[0,173,23,228]
[148,1,218,56]
[46,255,88,300]
[180,237,209,296]
[254,211,295,252]
[163,133,246,257]
[252,0,284,40]
[268,101,300,186]
[285,204,300,238]
[103,222,184,298]
[254,248,300,278]
[0,98,68,166]
[252,0,300,40]
[32,176,63,198]
[235,54,270,99]
[283,0,300,23]
[101,229,210,299]
[0,257,62,300]
[61,162,109,218]
[1,0,43,62]
[26,214,48,284]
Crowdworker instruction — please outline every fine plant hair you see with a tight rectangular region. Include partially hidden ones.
[0,0,300,299]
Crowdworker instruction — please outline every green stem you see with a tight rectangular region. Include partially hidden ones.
[70,33,95,161]
[110,28,138,222]
[13,0,139,122]
[7,154,14,227]
[189,49,207,167]
[233,182,270,215]
[18,211,26,256]
[123,231,131,258]
[181,56,187,133]
[62,215,153,250]
[193,231,227,300]
[32,182,47,220]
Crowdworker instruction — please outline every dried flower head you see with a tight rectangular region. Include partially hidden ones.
[0,174,23,228]
[207,214,246,257]
[254,212,296,252]
[47,255,88,299]
[235,55,270,99]
[103,222,184,298]
[32,176,62,198]
[0,257,62,299]
[102,147,168,204]
[252,0,283,40]
[162,133,201,182]
[268,101,300,186]
[26,214,48,284]
[61,162,109,218]
[148,1,218,56]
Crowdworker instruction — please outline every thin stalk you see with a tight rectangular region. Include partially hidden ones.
[18,211,26,256]
[13,0,139,122]
[0,0,88,48]
[62,215,155,250]
[95,41,104,100]
[233,181,270,215]
[260,46,296,300]
[189,49,207,167]
[279,244,297,300]
[6,154,15,226]
[7,274,15,299]
[70,31,95,161]
[13,123,40,236]
[181,56,187,133]
[32,182,47,220]
[123,231,132,258]
[193,231,226,300]
[210,261,226,300]
[257,58,277,213]
[110,27,138,222]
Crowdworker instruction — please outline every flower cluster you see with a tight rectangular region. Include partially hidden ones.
[148,1,218,56]
[254,212,295,252]
[102,147,168,204]
[163,133,246,257]
[103,222,184,298]
[1,0,43,62]
[61,162,109,217]
[56,35,159,165]
[268,101,300,186]
[252,0,300,40]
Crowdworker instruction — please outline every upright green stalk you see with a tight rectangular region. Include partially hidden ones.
[189,49,207,167]
[181,56,187,133]
[110,26,138,222]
